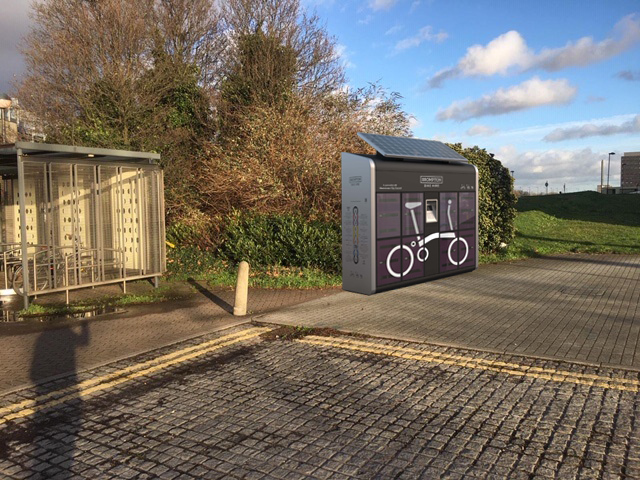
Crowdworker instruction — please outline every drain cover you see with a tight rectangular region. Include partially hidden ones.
[560,287,606,297]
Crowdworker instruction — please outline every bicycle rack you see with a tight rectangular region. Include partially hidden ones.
[0,142,166,308]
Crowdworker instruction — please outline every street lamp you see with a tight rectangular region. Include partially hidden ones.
[0,94,12,144]
[606,152,615,194]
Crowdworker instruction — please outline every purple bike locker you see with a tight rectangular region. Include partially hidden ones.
[342,133,478,295]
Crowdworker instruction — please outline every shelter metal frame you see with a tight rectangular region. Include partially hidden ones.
[0,142,166,308]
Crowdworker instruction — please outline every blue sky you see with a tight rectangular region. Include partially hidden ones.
[310,0,640,192]
[2,0,639,192]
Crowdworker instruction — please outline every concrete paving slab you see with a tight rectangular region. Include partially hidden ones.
[0,281,339,394]
[257,254,640,369]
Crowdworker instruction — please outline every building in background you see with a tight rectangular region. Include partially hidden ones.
[0,96,46,144]
[621,152,640,190]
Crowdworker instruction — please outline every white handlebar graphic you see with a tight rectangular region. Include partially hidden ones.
[385,200,468,279]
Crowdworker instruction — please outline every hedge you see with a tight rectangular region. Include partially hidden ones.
[221,211,341,273]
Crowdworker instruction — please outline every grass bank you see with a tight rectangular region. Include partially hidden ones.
[482,191,640,263]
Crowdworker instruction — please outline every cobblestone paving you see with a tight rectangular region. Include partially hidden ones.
[1,325,640,479]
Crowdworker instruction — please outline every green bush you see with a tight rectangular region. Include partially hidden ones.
[448,144,516,253]
[166,246,222,277]
[221,212,341,273]
[166,207,222,249]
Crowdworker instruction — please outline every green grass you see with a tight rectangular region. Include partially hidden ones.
[482,191,640,263]
[167,246,341,289]
[19,303,95,317]
[195,265,341,289]
[19,286,181,318]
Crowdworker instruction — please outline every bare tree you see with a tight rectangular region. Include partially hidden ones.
[153,0,224,87]
[19,0,221,147]
[222,0,345,99]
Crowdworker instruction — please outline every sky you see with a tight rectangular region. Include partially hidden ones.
[2,0,639,193]
[310,0,640,193]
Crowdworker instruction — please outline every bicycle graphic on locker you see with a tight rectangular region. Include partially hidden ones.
[386,199,469,278]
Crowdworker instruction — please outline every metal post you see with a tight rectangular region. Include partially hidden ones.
[158,171,166,273]
[136,168,143,275]
[64,255,69,304]
[68,164,76,286]
[17,149,30,308]
[607,152,616,194]
[46,164,57,290]
[600,160,604,192]
[2,252,7,290]
[118,168,127,292]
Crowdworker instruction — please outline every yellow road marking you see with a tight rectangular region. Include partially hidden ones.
[0,327,270,425]
[299,336,640,393]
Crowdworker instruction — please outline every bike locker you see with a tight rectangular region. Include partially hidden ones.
[342,133,478,295]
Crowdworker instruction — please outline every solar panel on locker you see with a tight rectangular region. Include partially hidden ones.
[358,132,468,162]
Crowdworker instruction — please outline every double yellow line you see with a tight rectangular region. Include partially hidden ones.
[2,327,635,427]
[299,335,640,392]
[0,327,270,426]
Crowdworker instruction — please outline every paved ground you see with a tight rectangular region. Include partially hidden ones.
[0,280,339,394]
[1,254,639,478]
[258,254,640,369]
[1,324,639,479]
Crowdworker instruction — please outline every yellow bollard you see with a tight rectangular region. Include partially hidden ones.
[233,261,249,316]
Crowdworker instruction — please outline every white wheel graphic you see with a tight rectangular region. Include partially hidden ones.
[447,237,469,266]
[386,244,413,278]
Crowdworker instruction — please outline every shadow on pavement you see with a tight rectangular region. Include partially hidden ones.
[188,278,234,314]
[24,321,90,478]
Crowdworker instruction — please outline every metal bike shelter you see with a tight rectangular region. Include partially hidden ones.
[342,133,478,295]
[0,142,166,308]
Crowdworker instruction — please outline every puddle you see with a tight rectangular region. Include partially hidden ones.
[0,306,125,324]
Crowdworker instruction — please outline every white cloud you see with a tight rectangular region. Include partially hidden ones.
[385,25,403,36]
[427,13,640,88]
[369,0,398,11]
[358,15,373,25]
[497,145,607,190]
[466,124,499,136]
[543,115,640,142]
[395,26,448,53]
[408,115,422,131]
[586,95,606,103]
[534,14,640,71]
[334,44,355,69]
[410,1,421,13]
[436,77,577,122]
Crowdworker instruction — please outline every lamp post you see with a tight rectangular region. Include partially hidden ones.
[606,152,615,194]
[0,94,12,144]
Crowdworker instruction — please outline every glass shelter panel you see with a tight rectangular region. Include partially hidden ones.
[2,156,164,299]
